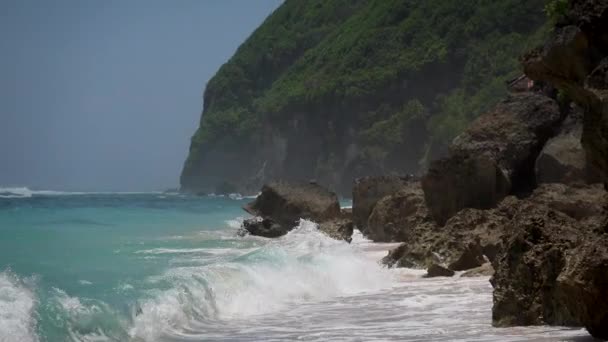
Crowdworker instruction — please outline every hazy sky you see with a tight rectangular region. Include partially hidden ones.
[0,0,282,191]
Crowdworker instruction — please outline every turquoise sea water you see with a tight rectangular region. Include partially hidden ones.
[0,189,591,341]
[0,191,254,341]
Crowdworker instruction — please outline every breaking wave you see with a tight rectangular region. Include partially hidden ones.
[128,220,394,341]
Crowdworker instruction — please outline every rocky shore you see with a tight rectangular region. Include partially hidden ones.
[237,0,608,339]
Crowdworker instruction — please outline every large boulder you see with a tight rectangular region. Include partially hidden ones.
[423,93,562,225]
[440,198,519,263]
[242,181,348,239]
[244,180,341,228]
[491,202,582,327]
[242,217,288,238]
[461,263,494,277]
[317,217,354,242]
[382,198,516,270]
[352,175,414,232]
[365,181,430,242]
[490,183,608,337]
[425,263,455,278]
[556,235,608,339]
[528,183,607,220]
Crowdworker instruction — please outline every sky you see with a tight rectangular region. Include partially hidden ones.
[0,0,282,191]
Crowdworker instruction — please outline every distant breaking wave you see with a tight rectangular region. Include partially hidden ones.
[0,187,163,199]
[0,186,261,200]
[207,193,260,200]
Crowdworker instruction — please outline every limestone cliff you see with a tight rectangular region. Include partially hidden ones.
[181,0,549,194]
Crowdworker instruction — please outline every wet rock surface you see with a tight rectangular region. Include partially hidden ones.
[241,181,352,240]
[242,217,289,238]
[318,217,354,242]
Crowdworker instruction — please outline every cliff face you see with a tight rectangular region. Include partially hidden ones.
[181,0,549,194]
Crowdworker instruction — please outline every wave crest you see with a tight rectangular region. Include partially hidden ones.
[129,220,394,340]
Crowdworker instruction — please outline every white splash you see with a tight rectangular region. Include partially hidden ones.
[135,248,244,256]
[0,271,38,342]
[129,220,395,341]
[224,216,245,229]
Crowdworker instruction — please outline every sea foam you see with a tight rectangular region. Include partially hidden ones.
[129,220,395,341]
[0,271,38,342]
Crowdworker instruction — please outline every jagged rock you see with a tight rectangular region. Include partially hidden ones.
[521,0,608,182]
[242,217,288,238]
[318,218,354,242]
[241,181,355,240]
[447,242,486,271]
[244,180,341,228]
[490,181,608,331]
[423,93,562,225]
[441,201,519,263]
[382,200,516,270]
[528,183,607,220]
[340,207,353,219]
[491,202,582,327]
[365,182,430,242]
[556,235,608,339]
[461,263,494,277]
[352,175,414,232]
[382,242,439,269]
[425,263,455,278]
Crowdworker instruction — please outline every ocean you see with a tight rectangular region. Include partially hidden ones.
[0,188,590,341]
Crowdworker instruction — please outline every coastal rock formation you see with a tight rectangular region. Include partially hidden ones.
[382,201,513,271]
[447,242,486,271]
[461,263,494,277]
[491,183,607,335]
[491,202,582,327]
[555,235,608,339]
[352,175,414,233]
[487,2,608,337]
[365,181,429,242]
[242,217,287,238]
[535,109,594,184]
[241,181,353,240]
[528,183,606,220]
[521,0,608,182]
[318,217,354,242]
[244,181,341,228]
[425,263,455,278]
[423,93,562,225]
[500,3,608,335]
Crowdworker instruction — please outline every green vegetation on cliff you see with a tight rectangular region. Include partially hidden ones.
[182,0,550,193]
